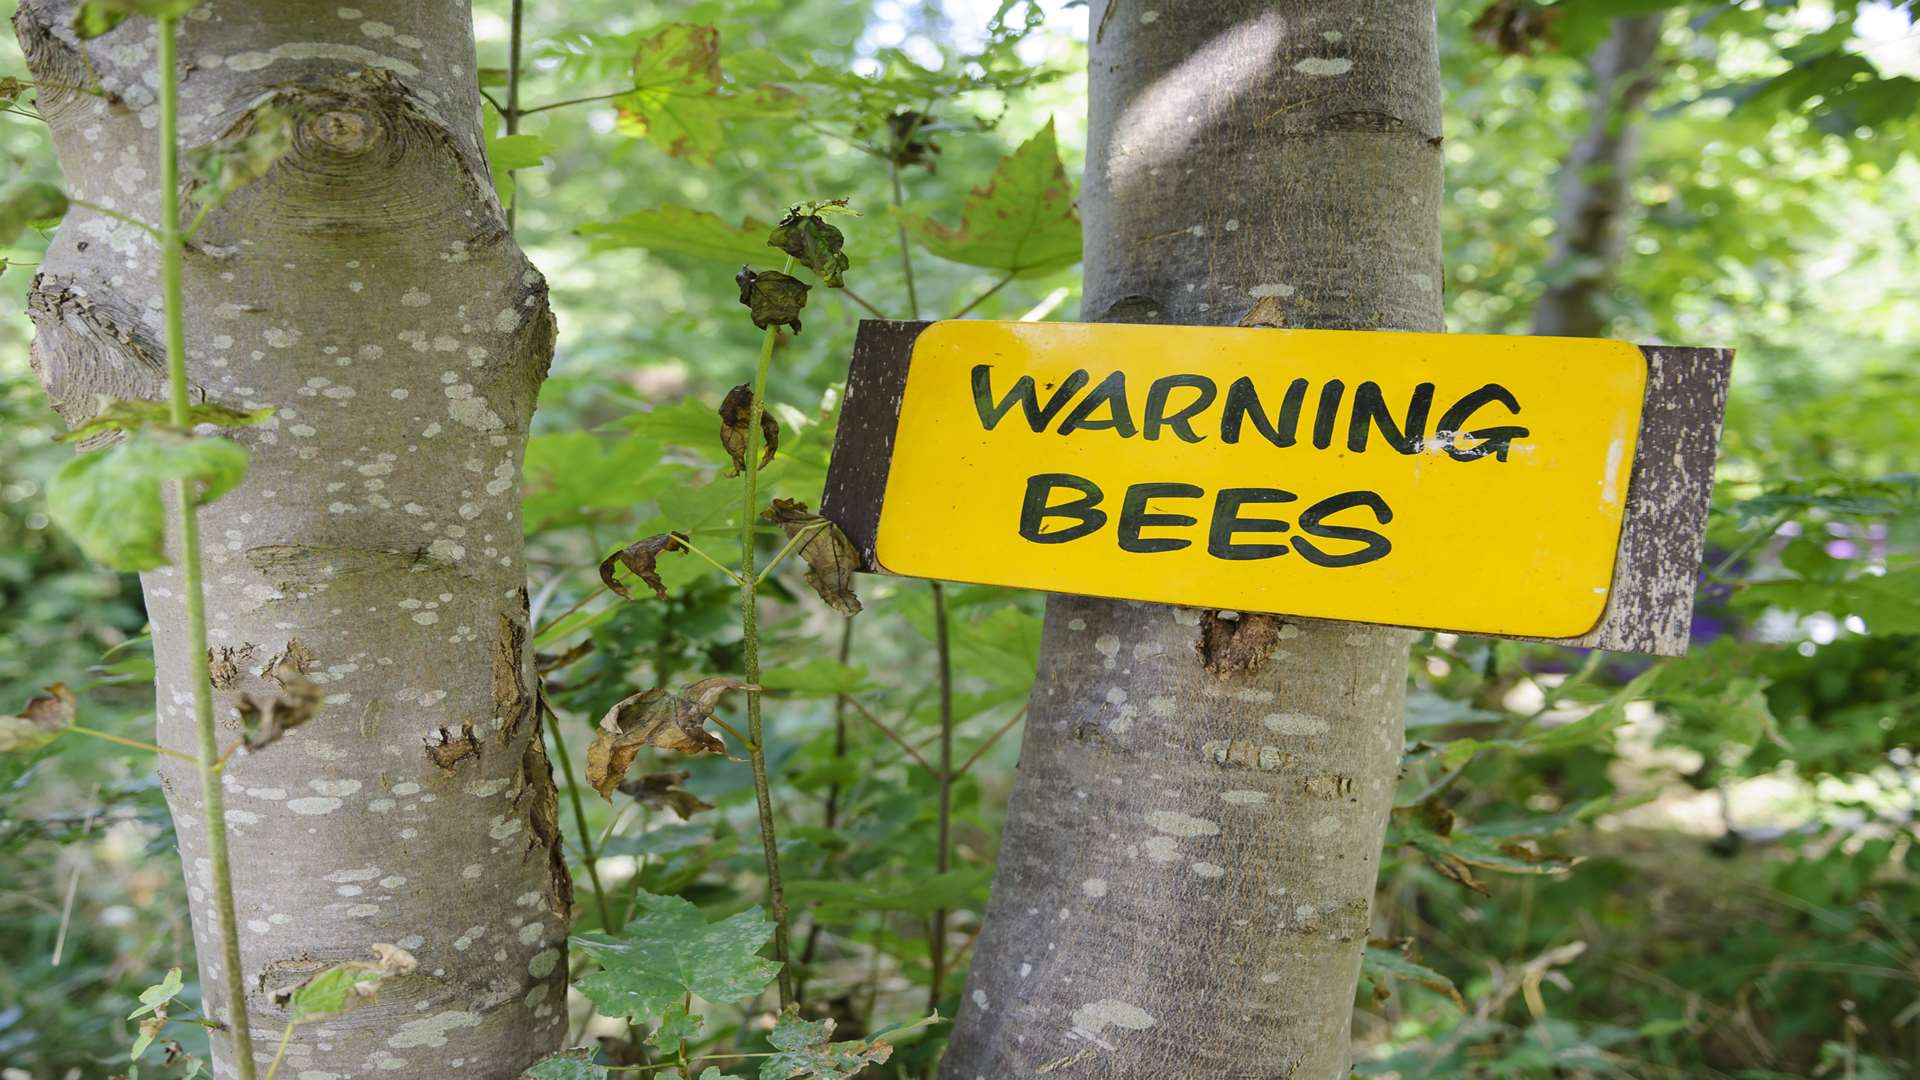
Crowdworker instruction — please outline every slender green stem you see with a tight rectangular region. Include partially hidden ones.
[950,272,1014,319]
[62,723,196,763]
[926,580,955,1014]
[158,17,255,1076]
[68,197,160,240]
[837,284,888,320]
[890,162,920,319]
[755,520,827,586]
[504,0,524,232]
[520,89,629,116]
[740,255,797,1007]
[261,1019,296,1080]
[676,536,746,584]
[542,701,612,930]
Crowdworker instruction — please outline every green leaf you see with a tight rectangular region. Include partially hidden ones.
[759,1007,894,1080]
[128,967,184,1020]
[269,944,416,1022]
[482,104,558,209]
[572,892,781,1021]
[524,1050,607,1079]
[611,24,799,164]
[783,867,991,919]
[900,119,1081,277]
[758,659,873,696]
[0,178,68,244]
[648,1000,702,1057]
[578,207,775,263]
[1362,946,1465,1010]
[46,431,250,571]
[736,267,810,333]
[767,208,850,287]
[60,399,274,443]
[186,103,294,220]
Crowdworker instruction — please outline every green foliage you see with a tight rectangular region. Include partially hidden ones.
[572,892,782,1021]
[900,119,1081,277]
[70,0,198,39]
[45,431,249,571]
[758,1008,893,1080]
[0,178,66,244]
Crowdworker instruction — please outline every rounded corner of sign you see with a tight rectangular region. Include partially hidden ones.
[1541,599,1611,642]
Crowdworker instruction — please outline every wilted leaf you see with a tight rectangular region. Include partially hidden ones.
[186,103,294,220]
[767,208,850,288]
[611,24,798,163]
[618,768,715,819]
[735,268,810,334]
[759,1006,895,1080]
[573,890,781,1020]
[719,384,779,477]
[899,119,1080,277]
[586,677,752,797]
[1391,802,1582,895]
[0,77,25,106]
[1470,0,1562,56]
[600,533,690,601]
[0,178,68,244]
[1363,943,1465,1010]
[269,944,416,1022]
[236,656,322,751]
[649,1000,703,1057]
[1,683,74,754]
[578,207,775,262]
[60,399,274,444]
[46,430,249,571]
[71,0,200,38]
[762,499,861,616]
[886,109,940,171]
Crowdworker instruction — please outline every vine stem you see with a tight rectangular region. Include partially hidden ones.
[741,254,798,1007]
[503,0,524,232]
[158,15,256,1076]
[926,580,955,1014]
[542,700,613,929]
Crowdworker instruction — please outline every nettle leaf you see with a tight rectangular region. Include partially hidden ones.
[767,209,850,288]
[759,1007,895,1080]
[573,891,781,1021]
[0,178,68,244]
[60,399,274,443]
[762,499,862,616]
[719,384,779,477]
[1,683,74,754]
[600,533,691,601]
[524,1050,607,1079]
[900,119,1081,278]
[736,268,810,333]
[1362,944,1465,1010]
[70,0,199,39]
[585,676,753,797]
[268,944,416,1022]
[578,207,775,263]
[46,431,250,571]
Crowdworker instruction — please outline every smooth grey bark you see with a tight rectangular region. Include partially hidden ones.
[16,3,564,1076]
[943,3,1441,1078]
[1533,14,1663,338]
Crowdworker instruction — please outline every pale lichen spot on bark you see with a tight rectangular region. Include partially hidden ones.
[1081,878,1108,898]
[1145,810,1218,837]
[1294,56,1353,76]
[1069,999,1156,1044]
[1262,712,1329,736]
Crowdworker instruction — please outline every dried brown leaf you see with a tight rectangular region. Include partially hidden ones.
[718,384,779,478]
[762,498,863,616]
[600,532,690,601]
[1471,0,1561,56]
[585,676,753,798]
[4,682,77,753]
[617,768,715,819]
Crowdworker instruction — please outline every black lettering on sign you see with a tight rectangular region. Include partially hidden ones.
[1220,376,1308,449]
[1208,488,1297,560]
[1143,375,1217,443]
[1118,483,1202,553]
[1294,491,1394,567]
[1057,371,1137,437]
[1019,473,1106,543]
[973,365,1089,431]
[1348,381,1435,454]
[1436,384,1529,462]
[1311,380,1346,450]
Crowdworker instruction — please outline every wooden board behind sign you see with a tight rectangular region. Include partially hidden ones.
[822,320,1732,656]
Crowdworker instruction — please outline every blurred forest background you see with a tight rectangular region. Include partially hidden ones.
[2,0,1918,1077]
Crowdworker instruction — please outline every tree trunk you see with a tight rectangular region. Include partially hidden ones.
[15,3,564,1076]
[1532,14,1663,338]
[942,3,1441,1078]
